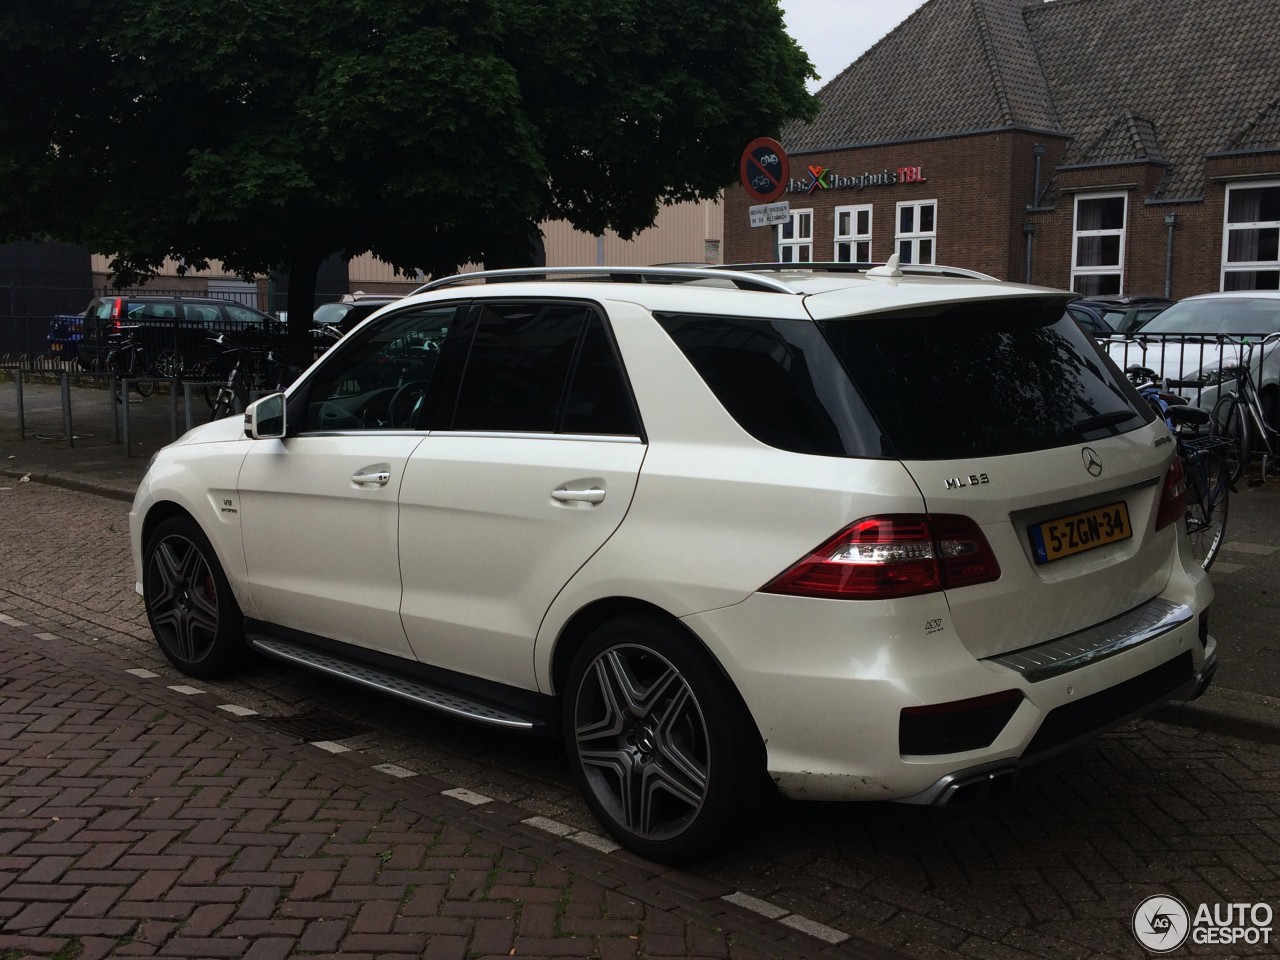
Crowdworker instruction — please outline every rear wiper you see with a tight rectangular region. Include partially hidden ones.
[1068,410,1138,435]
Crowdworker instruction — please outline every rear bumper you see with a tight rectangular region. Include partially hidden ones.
[684,590,1215,802]
[902,645,1217,806]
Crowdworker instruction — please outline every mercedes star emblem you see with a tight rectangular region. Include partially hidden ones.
[1082,446,1103,477]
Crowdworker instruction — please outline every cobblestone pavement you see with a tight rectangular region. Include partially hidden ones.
[3,483,1280,958]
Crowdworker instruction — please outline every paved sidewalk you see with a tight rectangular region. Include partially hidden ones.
[0,617,899,960]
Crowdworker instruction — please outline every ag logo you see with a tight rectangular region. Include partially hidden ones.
[1133,894,1190,953]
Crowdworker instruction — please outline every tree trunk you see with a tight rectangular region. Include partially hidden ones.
[283,253,321,377]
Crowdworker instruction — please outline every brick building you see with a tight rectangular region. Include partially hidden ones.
[724,0,1280,299]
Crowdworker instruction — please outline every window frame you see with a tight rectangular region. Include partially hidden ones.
[1071,192,1127,296]
[776,208,813,263]
[443,298,643,439]
[894,200,937,265]
[834,204,873,263]
[1221,179,1280,291]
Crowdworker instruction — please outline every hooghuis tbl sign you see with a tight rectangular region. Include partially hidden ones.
[789,164,926,194]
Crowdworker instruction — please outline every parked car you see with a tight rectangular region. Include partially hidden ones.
[1065,301,1117,338]
[46,311,93,368]
[77,294,281,376]
[1105,290,1280,420]
[312,294,401,336]
[1072,294,1173,335]
[129,261,1216,862]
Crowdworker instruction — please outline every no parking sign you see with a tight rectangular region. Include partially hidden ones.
[739,137,790,203]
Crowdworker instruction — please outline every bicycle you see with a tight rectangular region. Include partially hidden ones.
[1127,365,1231,571]
[1206,331,1280,483]
[104,325,157,401]
[207,331,292,421]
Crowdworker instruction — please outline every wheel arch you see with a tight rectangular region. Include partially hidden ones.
[547,597,765,742]
[139,497,254,614]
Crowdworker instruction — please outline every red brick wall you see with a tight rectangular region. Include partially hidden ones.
[724,134,1280,300]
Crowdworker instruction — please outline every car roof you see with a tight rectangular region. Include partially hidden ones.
[400,261,1071,321]
[1178,290,1280,302]
[91,294,262,307]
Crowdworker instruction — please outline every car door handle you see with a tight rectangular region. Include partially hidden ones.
[352,470,391,486]
[551,486,605,504]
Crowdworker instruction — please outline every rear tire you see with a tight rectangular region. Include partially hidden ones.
[1210,395,1249,484]
[562,614,765,863]
[1183,448,1229,571]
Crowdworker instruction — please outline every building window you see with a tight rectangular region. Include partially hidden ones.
[777,209,812,263]
[1223,182,1280,291]
[834,205,873,262]
[1072,193,1126,295]
[895,201,936,264]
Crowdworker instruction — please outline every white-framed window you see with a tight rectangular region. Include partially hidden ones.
[1071,192,1126,295]
[776,208,813,263]
[834,204,873,262]
[1222,181,1280,291]
[895,200,936,264]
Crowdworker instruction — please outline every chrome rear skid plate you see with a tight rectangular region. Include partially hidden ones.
[984,598,1192,682]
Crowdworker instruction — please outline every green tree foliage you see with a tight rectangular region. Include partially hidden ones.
[0,0,816,365]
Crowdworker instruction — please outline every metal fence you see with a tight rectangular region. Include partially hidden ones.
[0,285,350,364]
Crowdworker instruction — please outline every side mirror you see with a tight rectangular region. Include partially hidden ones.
[245,392,286,440]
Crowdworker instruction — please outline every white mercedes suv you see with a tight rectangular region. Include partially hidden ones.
[129,261,1217,861]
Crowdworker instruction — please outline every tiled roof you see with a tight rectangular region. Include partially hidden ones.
[1064,112,1165,166]
[784,0,1059,152]
[785,0,1280,199]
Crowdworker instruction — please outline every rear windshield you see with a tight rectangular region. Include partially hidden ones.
[817,297,1152,460]
[1140,297,1280,336]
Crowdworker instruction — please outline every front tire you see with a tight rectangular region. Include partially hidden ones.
[562,614,764,862]
[143,515,245,678]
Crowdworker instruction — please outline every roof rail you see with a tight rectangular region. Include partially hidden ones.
[410,265,799,296]
[709,261,998,281]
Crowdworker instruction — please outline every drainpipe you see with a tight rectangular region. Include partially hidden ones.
[1032,143,1046,207]
[1024,144,1047,284]
[1023,222,1036,284]
[1163,213,1177,299]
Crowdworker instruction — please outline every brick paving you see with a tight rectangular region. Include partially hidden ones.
[0,619,899,960]
[6,430,1280,957]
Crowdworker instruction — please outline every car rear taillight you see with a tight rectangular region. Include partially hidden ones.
[1155,457,1185,531]
[761,514,1001,601]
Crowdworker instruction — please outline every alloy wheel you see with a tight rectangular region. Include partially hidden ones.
[572,643,710,843]
[146,534,221,666]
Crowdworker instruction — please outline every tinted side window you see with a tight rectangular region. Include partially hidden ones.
[300,305,456,432]
[561,314,640,436]
[226,304,268,324]
[183,304,219,323]
[451,302,586,433]
[817,297,1152,460]
[655,313,884,457]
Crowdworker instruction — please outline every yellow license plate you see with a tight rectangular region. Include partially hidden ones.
[51,343,62,351]
[1029,501,1131,564]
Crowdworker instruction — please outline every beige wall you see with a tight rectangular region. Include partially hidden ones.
[91,196,725,290]
[348,197,724,285]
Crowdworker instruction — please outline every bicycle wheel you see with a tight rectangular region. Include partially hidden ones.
[1210,394,1249,484]
[133,349,157,398]
[107,352,125,403]
[1183,447,1229,571]
[210,387,237,422]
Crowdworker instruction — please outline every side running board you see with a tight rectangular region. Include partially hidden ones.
[248,635,539,731]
